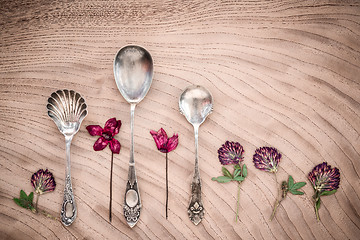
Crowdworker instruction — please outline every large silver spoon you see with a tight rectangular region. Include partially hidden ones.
[47,90,87,226]
[114,45,153,228]
[179,85,213,225]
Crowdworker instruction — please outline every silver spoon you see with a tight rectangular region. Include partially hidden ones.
[47,90,87,226]
[114,45,153,228]
[179,85,213,225]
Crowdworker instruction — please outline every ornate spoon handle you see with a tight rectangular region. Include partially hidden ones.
[61,136,77,226]
[124,165,141,228]
[61,175,77,226]
[124,104,141,228]
[188,173,204,225]
[188,125,204,225]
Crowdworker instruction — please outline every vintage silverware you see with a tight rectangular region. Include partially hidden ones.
[179,85,213,225]
[47,90,87,226]
[114,45,153,228]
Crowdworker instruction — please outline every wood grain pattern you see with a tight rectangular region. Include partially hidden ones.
[1,0,360,239]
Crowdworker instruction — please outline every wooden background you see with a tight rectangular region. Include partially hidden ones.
[1,0,359,239]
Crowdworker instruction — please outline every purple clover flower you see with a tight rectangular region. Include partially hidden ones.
[31,169,56,195]
[308,162,340,193]
[253,147,281,173]
[218,141,244,165]
[308,162,340,221]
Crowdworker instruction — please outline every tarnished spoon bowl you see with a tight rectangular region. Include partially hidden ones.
[114,45,153,228]
[114,45,153,103]
[47,89,87,226]
[179,85,213,225]
[179,85,213,126]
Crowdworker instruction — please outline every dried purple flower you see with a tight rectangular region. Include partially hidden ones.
[31,169,56,214]
[218,141,244,165]
[213,141,247,222]
[253,147,281,173]
[308,162,340,221]
[31,169,56,195]
[308,162,340,193]
[150,128,178,153]
[13,170,58,220]
[150,128,179,219]
[86,117,123,222]
[253,147,286,221]
[86,118,121,154]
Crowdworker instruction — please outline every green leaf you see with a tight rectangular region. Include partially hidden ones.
[13,197,32,209]
[212,176,232,183]
[234,168,241,178]
[320,189,337,196]
[222,167,233,179]
[290,190,304,195]
[20,190,27,200]
[234,176,245,182]
[288,175,294,188]
[13,198,26,208]
[28,192,34,202]
[292,182,306,190]
[242,164,248,178]
[316,198,321,210]
[234,164,241,170]
[14,190,34,210]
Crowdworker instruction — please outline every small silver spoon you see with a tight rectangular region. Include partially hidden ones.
[47,90,87,226]
[179,85,213,225]
[114,45,153,228]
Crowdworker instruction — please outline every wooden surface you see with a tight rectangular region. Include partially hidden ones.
[1,0,360,239]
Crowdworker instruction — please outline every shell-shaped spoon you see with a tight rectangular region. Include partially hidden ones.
[179,85,213,225]
[47,89,87,226]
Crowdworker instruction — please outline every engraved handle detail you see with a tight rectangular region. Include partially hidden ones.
[124,104,141,228]
[188,125,204,225]
[124,166,141,228]
[61,175,77,226]
[188,175,204,225]
[61,136,77,226]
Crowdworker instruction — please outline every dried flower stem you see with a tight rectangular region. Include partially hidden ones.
[270,199,282,221]
[38,209,59,221]
[109,152,114,222]
[35,194,39,213]
[236,182,242,222]
[270,172,280,221]
[166,152,168,219]
[315,204,320,221]
[314,194,320,221]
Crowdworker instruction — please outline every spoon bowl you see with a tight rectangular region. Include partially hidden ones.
[114,45,153,104]
[47,90,87,136]
[179,85,213,126]
[179,85,213,225]
[114,45,153,228]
